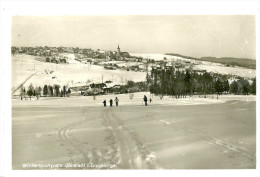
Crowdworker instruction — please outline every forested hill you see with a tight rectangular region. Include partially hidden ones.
[165,53,256,69]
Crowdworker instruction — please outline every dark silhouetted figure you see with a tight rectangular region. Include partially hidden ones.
[149,98,152,103]
[143,95,148,106]
[109,99,113,107]
[115,97,119,107]
[103,100,106,107]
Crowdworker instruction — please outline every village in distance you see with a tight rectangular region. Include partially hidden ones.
[11,44,256,100]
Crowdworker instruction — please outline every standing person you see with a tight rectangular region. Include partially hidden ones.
[143,95,148,106]
[115,97,119,107]
[103,99,106,107]
[149,98,152,103]
[109,99,113,107]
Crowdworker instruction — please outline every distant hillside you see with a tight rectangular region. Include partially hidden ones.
[165,53,256,69]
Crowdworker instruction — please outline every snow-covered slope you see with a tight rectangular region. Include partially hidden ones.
[130,53,256,79]
[12,54,146,94]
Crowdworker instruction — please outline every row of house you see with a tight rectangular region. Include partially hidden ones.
[12,45,132,61]
[69,81,123,96]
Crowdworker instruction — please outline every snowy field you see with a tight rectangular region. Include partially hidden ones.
[130,53,187,61]
[193,64,256,79]
[130,53,256,79]
[12,54,146,94]
[12,94,256,169]
[12,92,256,107]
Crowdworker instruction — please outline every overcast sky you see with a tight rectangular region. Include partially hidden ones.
[12,15,256,59]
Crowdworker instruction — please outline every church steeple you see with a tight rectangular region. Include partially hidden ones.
[117,44,121,59]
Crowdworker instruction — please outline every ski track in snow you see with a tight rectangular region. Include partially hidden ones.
[54,108,159,169]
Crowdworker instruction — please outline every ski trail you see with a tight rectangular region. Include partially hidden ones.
[56,110,100,169]
[176,126,255,163]
[105,108,159,169]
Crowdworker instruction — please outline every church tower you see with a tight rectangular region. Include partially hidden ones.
[117,44,120,53]
[117,44,121,59]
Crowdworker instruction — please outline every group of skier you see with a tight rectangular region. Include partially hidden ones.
[103,97,119,107]
[102,95,152,107]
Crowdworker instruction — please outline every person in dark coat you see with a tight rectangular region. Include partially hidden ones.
[143,95,148,106]
[149,98,152,103]
[115,97,119,107]
[103,99,106,107]
[109,99,113,107]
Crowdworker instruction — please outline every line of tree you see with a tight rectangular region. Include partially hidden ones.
[230,78,256,95]
[20,84,42,100]
[20,84,71,100]
[146,67,256,99]
[42,84,71,97]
